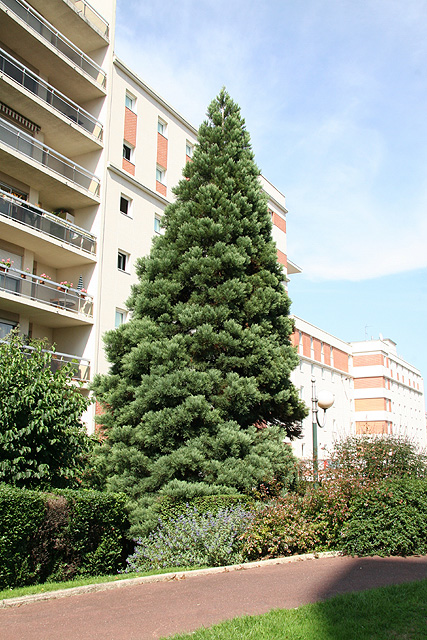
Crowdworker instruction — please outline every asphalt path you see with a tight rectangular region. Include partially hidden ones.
[2,554,427,640]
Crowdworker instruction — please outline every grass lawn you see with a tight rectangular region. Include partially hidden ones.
[0,566,205,601]
[165,579,427,640]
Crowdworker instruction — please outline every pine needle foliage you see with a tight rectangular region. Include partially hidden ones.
[92,90,307,524]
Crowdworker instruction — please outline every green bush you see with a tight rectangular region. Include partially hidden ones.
[156,494,254,523]
[0,485,130,588]
[0,484,46,588]
[341,478,427,556]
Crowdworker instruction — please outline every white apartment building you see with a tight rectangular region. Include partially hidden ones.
[1,0,425,451]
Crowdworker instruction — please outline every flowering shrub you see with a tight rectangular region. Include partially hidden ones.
[0,258,13,268]
[124,504,253,572]
[241,493,324,560]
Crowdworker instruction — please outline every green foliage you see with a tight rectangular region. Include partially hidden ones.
[0,332,91,489]
[341,478,427,556]
[156,494,255,523]
[0,485,130,588]
[91,89,306,521]
[241,494,323,560]
[125,503,253,572]
[0,484,46,589]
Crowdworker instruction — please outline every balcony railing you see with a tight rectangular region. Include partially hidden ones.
[0,339,90,380]
[1,0,107,88]
[0,117,101,197]
[0,48,103,141]
[69,0,109,39]
[0,266,93,318]
[0,189,97,255]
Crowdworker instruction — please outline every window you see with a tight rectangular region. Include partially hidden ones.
[123,142,133,162]
[0,319,17,339]
[125,92,135,111]
[120,195,131,216]
[154,214,161,234]
[117,251,128,271]
[158,118,167,136]
[115,309,127,327]
[186,142,193,158]
[156,166,166,184]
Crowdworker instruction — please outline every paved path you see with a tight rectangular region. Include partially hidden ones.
[2,554,427,640]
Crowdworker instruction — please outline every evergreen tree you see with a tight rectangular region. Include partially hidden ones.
[92,90,307,525]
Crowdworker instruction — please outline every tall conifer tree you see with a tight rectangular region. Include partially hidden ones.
[92,90,307,522]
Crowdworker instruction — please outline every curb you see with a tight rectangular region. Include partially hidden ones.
[0,551,342,609]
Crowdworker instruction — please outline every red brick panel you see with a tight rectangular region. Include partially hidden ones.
[124,107,137,146]
[272,212,286,233]
[313,338,322,362]
[186,155,193,163]
[157,132,168,169]
[354,377,386,389]
[277,249,287,267]
[290,331,299,349]
[302,333,310,357]
[122,158,135,175]
[323,345,331,366]
[355,398,387,412]
[353,354,384,367]
[156,180,167,196]
[356,421,390,435]
[333,348,349,372]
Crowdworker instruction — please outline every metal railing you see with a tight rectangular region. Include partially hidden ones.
[0,189,97,254]
[69,0,109,39]
[0,266,93,318]
[0,339,90,380]
[0,48,103,140]
[1,0,107,88]
[0,117,100,197]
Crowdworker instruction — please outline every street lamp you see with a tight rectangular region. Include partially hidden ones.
[311,376,334,482]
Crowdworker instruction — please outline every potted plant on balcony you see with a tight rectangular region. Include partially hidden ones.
[0,258,13,272]
[39,273,52,285]
[57,281,73,292]
[78,287,88,300]
[20,268,31,280]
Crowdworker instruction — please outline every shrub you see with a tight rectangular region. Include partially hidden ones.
[0,486,130,588]
[241,493,323,560]
[341,478,427,556]
[125,504,253,572]
[0,484,46,588]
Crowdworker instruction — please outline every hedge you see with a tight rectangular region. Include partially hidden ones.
[0,485,131,588]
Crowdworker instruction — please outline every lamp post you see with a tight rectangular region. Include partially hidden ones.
[311,376,334,482]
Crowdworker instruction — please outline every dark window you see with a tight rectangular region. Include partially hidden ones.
[117,251,127,271]
[120,196,129,215]
[123,143,132,161]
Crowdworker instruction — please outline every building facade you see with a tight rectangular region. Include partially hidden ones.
[1,0,425,451]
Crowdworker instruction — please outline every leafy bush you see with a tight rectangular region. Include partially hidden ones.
[0,332,91,489]
[0,484,46,588]
[341,478,427,556]
[0,485,130,588]
[156,494,254,524]
[241,493,323,560]
[125,504,253,572]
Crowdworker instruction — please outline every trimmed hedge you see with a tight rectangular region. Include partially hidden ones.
[0,485,131,588]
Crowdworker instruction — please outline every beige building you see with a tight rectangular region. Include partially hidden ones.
[0,0,425,451]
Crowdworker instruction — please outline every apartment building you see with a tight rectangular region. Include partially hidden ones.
[290,316,354,459]
[1,0,425,450]
[351,338,426,446]
[0,0,115,396]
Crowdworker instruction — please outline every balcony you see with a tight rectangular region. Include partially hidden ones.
[0,47,103,154]
[0,0,107,102]
[0,117,100,209]
[29,0,109,49]
[0,338,91,380]
[0,190,97,266]
[0,266,93,326]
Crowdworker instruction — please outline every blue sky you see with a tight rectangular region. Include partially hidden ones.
[115,0,427,390]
